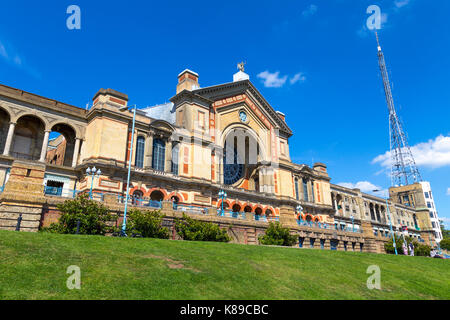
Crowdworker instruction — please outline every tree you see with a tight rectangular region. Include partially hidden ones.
[42,194,116,235]
[440,238,450,251]
[384,235,430,257]
[259,222,297,247]
[175,214,231,242]
[126,209,170,239]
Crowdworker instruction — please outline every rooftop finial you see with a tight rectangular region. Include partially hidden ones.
[237,61,246,72]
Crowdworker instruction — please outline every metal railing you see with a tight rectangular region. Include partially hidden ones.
[297,220,363,233]
[44,186,80,198]
[117,195,162,209]
[175,203,209,215]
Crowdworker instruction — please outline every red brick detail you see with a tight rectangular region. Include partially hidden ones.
[109,97,126,106]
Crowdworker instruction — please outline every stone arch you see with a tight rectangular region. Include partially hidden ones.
[150,190,165,202]
[220,123,268,162]
[243,205,253,213]
[46,123,77,167]
[217,199,231,209]
[167,192,185,203]
[132,190,144,205]
[13,112,50,131]
[50,121,82,139]
[0,106,11,154]
[11,115,46,160]
[146,187,168,200]
[232,203,241,213]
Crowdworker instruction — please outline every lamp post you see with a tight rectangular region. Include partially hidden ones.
[86,166,101,199]
[373,189,398,255]
[296,205,303,220]
[218,190,227,216]
[119,104,137,237]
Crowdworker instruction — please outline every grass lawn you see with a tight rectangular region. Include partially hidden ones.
[0,230,448,300]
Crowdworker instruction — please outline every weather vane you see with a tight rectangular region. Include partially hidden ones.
[237,61,246,72]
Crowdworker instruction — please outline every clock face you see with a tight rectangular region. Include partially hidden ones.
[239,111,247,123]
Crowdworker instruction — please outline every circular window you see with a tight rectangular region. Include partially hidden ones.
[239,110,247,123]
[224,150,244,185]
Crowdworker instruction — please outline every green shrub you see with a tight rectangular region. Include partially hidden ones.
[259,222,297,246]
[126,209,170,239]
[175,214,231,242]
[439,238,450,251]
[384,235,431,257]
[41,194,116,235]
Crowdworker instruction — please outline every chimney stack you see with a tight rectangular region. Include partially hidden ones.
[176,69,199,94]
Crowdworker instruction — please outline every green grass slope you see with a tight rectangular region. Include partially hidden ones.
[0,230,448,300]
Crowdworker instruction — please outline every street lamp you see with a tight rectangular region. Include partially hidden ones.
[296,205,303,220]
[86,166,101,199]
[119,104,137,237]
[218,190,227,216]
[373,189,398,255]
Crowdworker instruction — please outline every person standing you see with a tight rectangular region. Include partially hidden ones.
[402,242,408,255]
[409,242,415,256]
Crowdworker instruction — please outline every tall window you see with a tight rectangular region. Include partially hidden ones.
[294,177,299,200]
[135,136,145,168]
[302,178,309,202]
[152,139,166,172]
[171,143,179,175]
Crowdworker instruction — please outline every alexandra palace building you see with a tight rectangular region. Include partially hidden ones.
[0,67,437,252]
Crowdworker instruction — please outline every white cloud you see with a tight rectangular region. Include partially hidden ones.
[302,4,318,17]
[257,71,288,88]
[290,72,306,85]
[338,181,388,197]
[0,41,9,59]
[394,0,411,8]
[257,71,306,88]
[372,135,450,169]
[447,188,450,196]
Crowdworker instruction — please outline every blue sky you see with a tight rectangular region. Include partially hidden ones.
[1,0,449,228]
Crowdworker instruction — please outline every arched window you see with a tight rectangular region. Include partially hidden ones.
[302,178,309,202]
[294,177,300,200]
[152,139,166,171]
[135,136,145,168]
[171,142,179,175]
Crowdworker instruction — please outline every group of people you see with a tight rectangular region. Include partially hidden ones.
[402,241,415,256]
[430,248,445,259]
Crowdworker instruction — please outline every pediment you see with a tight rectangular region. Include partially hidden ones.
[193,80,292,137]
[150,119,175,133]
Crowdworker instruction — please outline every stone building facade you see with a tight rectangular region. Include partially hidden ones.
[0,69,436,252]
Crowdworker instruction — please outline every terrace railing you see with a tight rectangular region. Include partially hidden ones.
[174,203,209,215]
[297,220,363,234]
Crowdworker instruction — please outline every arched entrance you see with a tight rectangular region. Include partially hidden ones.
[132,190,144,205]
[0,108,10,154]
[222,126,265,188]
[232,204,241,213]
[11,115,45,160]
[45,123,77,167]
[150,190,165,202]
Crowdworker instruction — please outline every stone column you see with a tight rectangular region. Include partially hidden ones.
[39,130,50,163]
[219,155,224,184]
[258,168,263,193]
[334,196,339,215]
[165,140,172,173]
[71,138,81,168]
[144,134,153,168]
[2,122,16,156]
